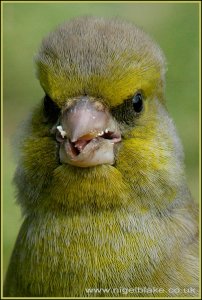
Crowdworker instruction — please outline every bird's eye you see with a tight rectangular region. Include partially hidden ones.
[111,91,144,125]
[43,94,60,123]
[132,92,143,113]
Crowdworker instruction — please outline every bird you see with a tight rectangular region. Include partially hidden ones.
[4,16,198,297]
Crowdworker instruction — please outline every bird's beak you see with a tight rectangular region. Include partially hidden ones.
[55,96,121,168]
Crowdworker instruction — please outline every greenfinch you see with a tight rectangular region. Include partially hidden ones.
[4,16,198,297]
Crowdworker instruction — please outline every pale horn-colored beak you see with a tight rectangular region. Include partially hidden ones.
[55,96,121,168]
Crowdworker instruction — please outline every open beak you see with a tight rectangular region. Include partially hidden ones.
[55,96,121,168]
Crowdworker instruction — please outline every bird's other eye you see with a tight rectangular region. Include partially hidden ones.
[111,90,144,125]
[43,94,60,124]
[132,92,143,113]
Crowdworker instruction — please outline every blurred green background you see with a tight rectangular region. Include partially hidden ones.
[3,3,199,278]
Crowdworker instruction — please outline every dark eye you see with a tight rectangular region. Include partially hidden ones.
[43,94,60,124]
[132,92,143,113]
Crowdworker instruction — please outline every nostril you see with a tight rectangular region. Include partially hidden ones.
[93,101,105,111]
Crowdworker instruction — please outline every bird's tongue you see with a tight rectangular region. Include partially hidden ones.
[72,133,98,152]
[74,139,90,152]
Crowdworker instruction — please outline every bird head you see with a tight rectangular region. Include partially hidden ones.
[35,16,166,168]
[15,17,185,213]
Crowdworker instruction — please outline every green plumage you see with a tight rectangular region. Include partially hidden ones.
[4,17,198,297]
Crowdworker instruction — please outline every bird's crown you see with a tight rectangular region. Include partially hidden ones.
[35,16,166,108]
